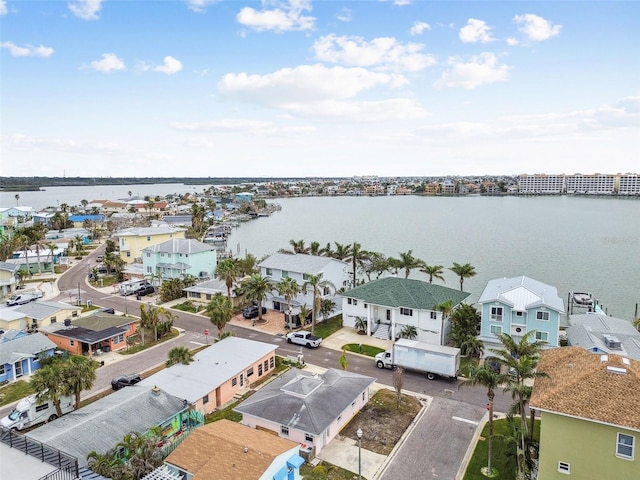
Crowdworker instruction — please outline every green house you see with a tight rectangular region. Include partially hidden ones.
[531,347,639,480]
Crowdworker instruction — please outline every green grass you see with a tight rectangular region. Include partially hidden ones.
[0,380,36,406]
[204,391,255,424]
[463,417,540,480]
[300,461,356,480]
[313,315,343,339]
[459,356,480,377]
[342,343,385,357]
[119,327,180,355]
[172,301,203,313]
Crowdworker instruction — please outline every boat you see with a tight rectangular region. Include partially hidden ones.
[572,292,594,306]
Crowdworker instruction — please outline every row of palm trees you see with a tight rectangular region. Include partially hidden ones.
[280,239,477,291]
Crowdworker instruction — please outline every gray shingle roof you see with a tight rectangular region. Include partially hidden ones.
[341,277,469,310]
[28,386,186,467]
[567,313,640,360]
[259,253,347,274]
[0,333,56,364]
[11,301,81,320]
[477,276,564,312]
[234,368,375,435]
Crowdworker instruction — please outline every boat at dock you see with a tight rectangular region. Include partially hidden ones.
[568,291,606,315]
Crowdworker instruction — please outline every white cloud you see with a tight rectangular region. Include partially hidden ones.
[90,53,125,72]
[172,119,316,136]
[459,18,495,43]
[434,52,510,89]
[394,0,412,5]
[282,98,429,122]
[514,14,561,41]
[410,21,431,36]
[68,0,104,20]
[506,37,519,46]
[0,41,54,57]
[153,56,183,75]
[312,34,436,73]
[236,0,315,32]
[185,0,218,13]
[336,8,351,22]
[0,1,7,16]
[5,133,125,155]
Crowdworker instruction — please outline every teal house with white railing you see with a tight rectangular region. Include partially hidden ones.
[142,238,217,281]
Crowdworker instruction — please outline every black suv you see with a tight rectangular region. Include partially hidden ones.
[136,285,156,297]
[242,305,267,319]
[111,374,142,390]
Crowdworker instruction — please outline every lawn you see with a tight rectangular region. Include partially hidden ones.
[300,461,356,480]
[314,315,344,339]
[463,417,540,480]
[0,380,36,406]
[342,343,385,357]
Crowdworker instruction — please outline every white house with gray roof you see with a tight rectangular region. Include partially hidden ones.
[259,253,348,315]
[566,313,640,360]
[341,277,470,345]
[142,238,217,280]
[478,276,565,350]
[234,368,376,455]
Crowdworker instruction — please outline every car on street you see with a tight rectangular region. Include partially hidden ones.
[96,255,104,262]
[286,331,322,348]
[242,305,267,319]
[136,285,156,297]
[111,374,142,390]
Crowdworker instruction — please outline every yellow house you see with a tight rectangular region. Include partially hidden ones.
[0,262,19,298]
[113,226,186,264]
[0,301,82,332]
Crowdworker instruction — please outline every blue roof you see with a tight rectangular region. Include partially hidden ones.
[68,215,106,222]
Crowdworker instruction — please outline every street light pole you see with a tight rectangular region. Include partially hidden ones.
[357,428,363,480]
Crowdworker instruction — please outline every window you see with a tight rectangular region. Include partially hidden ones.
[50,316,56,323]
[232,377,237,387]
[266,268,273,276]
[115,333,124,343]
[364,303,367,308]
[617,433,634,459]
[35,403,50,413]
[430,311,437,319]
[0,365,5,375]
[515,311,524,317]
[362,392,365,401]
[400,308,413,316]
[558,462,570,474]
[351,401,356,407]
[282,270,289,278]
[146,236,151,241]
[348,298,352,305]
[491,306,503,321]
[264,360,268,371]
[247,367,254,377]
[353,299,358,306]
[337,414,342,422]
[323,286,331,295]
[146,266,152,273]
[490,325,502,335]
[202,394,209,404]
[536,311,550,321]
[146,252,150,257]
[72,311,78,317]
[258,364,263,376]
[305,433,314,443]
[270,356,275,368]
[281,426,289,436]
[126,251,131,257]
[70,340,75,347]
[535,331,548,342]
[303,273,311,281]
[206,294,212,301]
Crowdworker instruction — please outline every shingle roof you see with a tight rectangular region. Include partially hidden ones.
[259,252,347,274]
[530,347,640,431]
[138,337,277,403]
[10,301,81,320]
[477,276,564,312]
[165,420,298,480]
[0,333,56,364]
[142,238,214,255]
[340,277,469,310]
[234,368,376,435]
[566,314,640,360]
[28,386,187,466]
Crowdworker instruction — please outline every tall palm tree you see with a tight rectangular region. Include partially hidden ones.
[450,262,477,291]
[309,241,321,256]
[346,241,367,286]
[30,360,66,417]
[459,364,507,477]
[14,233,31,276]
[61,355,98,411]
[205,293,234,338]
[276,276,300,324]
[242,274,272,322]
[14,193,20,206]
[320,298,337,320]
[332,242,352,260]
[303,274,336,334]
[395,250,425,278]
[140,304,175,342]
[216,258,239,300]
[298,304,311,327]
[420,264,445,284]
[288,239,309,254]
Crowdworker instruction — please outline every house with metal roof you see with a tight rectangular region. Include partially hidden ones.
[566,313,640,360]
[113,226,186,264]
[27,385,200,468]
[162,419,304,480]
[477,276,565,350]
[341,277,470,345]
[142,238,217,280]
[530,347,640,480]
[139,337,277,414]
[0,331,57,383]
[259,253,348,319]
[0,300,82,333]
[234,368,376,456]
[183,278,241,306]
[0,261,19,297]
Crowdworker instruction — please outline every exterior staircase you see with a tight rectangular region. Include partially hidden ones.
[372,324,390,341]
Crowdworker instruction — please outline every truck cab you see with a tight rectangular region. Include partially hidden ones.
[375,350,393,369]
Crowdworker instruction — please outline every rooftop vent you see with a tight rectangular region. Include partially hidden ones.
[622,357,630,366]
[600,354,609,363]
[603,334,622,350]
[606,366,627,375]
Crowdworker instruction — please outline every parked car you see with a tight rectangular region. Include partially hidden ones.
[111,374,142,391]
[98,307,115,314]
[242,305,267,319]
[136,285,156,297]
[286,331,322,348]
[96,265,108,274]
[96,255,104,262]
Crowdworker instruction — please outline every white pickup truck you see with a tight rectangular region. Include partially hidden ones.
[286,331,322,348]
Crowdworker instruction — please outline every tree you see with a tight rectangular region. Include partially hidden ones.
[399,325,418,340]
[166,346,194,367]
[80,199,88,210]
[339,347,348,371]
[449,304,481,353]
[394,250,425,279]
[346,241,367,286]
[30,359,66,417]
[216,258,239,300]
[206,293,234,338]
[320,298,336,320]
[633,316,640,332]
[332,242,352,260]
[140,304,176,343]
[359,251,390,281]
[309,241,321,256]
[288,239,310,254]
[450,262,477,291]
[303,274,336,335]
[354,316,367,333]
[459,364,507,477]
[434,300,454,324]
[276,276,300,325]
[61,355,99,411]
[298,304,311,327]
[15,193,20,206]
[393,367,404,410]
[237,253,259,276]
[420,264,445,284]
[242,274,271,322]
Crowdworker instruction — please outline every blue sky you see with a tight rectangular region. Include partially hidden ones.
[1,0,638,178]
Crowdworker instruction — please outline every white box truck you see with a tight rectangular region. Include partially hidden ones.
[375,339,460,380]
[6,290,43,306]
[0,394,74,430]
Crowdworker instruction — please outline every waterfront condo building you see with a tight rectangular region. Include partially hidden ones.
[565,173,616,194]
[518,174,565,194]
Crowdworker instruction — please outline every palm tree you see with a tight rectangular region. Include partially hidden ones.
[166,346,195,367]
[205,293,234,338]
[309,241,321,256]
[459,364,507,477]
[30,360,66,417]
[461,336,485,358]
[420,264,445,284]
[15,193,20,206]
[395,250,425,278]
[354,316,367,333]
[288,239,310,254]
[242,274,271,322]
[303,274,336,334]
[633,316,640,332]
[450,262,477,291]
[61,355,98,411]
[400,325,418,339]
[80,199,89,211]
[434,300,454,323]
[320,298,337,320]
[216,258,239,300]
[140,304,176,342]
[298,303,311,327]
[346,241,367,286]
[332,242,352,261]
[276,276,300,324]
